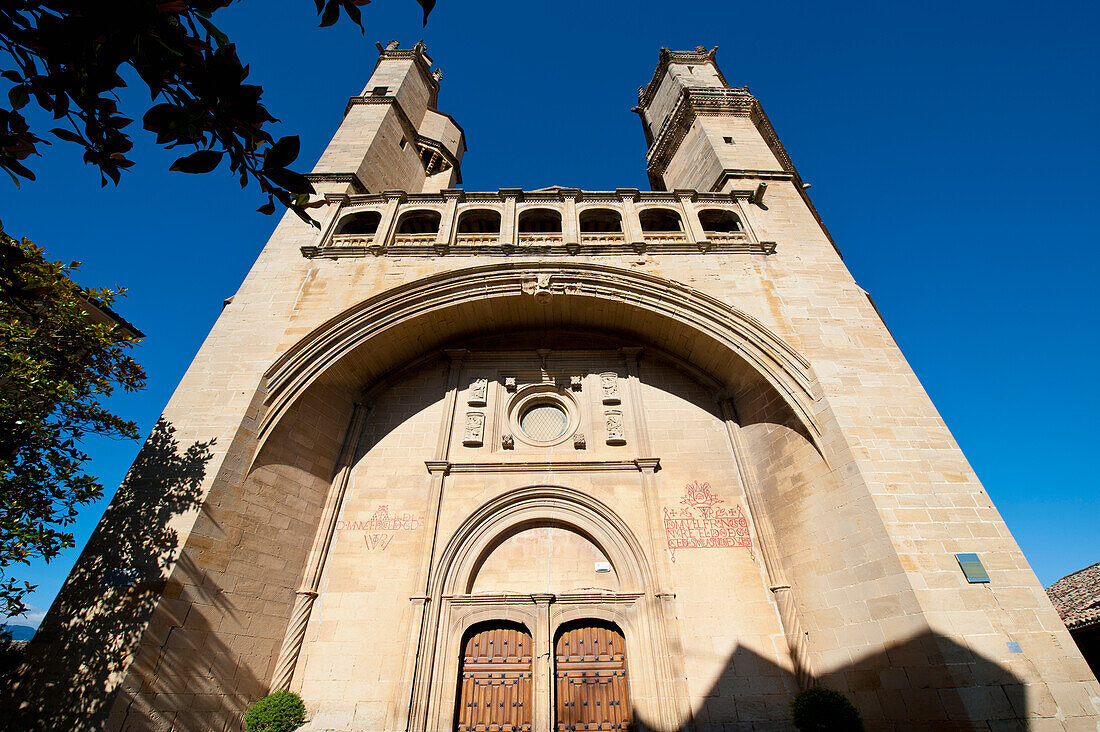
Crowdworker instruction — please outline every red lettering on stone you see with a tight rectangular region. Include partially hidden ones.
[664,481,753,563]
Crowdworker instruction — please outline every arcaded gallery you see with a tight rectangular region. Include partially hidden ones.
[5,44,1098,731]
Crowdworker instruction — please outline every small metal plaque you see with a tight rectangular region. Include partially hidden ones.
[956,553,990,583]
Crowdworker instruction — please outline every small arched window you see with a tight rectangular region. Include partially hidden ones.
[579,208,623,233]
[518,208,562,233]
[639,208,683,233]
[698,209,742,233]
[457,209,501,234]
[335,211,381,235]
[396,210,441,234]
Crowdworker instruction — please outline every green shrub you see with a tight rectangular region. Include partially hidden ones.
[791,686,864,731]
[244,690,306,732]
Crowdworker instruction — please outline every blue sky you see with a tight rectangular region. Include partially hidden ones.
[3,0,1098,626]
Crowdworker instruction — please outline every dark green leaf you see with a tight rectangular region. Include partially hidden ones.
[418,0,436,25]
[320,0,340,27]
[169,149,223,174]
[1,158,36,181]
[8,86,29,111]
[49,128,86,145]
[263,135,300,170]
[262,166,315,195]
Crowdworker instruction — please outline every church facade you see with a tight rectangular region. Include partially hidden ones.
[7,44,1099,731]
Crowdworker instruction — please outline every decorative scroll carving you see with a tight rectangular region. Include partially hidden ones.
[663,481,753,563]
[570,375,584,392]
[521,273,582,303]
[573,433,586,450]
[502,433,514,450]
[463,412,485,447]
[600,372,621,405]
[468,377,488,406]
[504,376,517,392]
[604,410,626,445]
[522,273,554,304]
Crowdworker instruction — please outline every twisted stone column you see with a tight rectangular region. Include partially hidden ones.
[271,402,370,690]
[719,398,815,689]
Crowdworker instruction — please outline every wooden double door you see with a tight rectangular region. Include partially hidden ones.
[554,621,632,731]
[456,622,534,732]
[455,620,631,732]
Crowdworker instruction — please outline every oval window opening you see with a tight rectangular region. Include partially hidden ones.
[520,403,567,441]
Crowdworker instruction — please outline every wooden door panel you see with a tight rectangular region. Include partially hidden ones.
[457,624,533,732]
[555,624,631,731]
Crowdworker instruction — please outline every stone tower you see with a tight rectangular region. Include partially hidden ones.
[6,44,1098,732]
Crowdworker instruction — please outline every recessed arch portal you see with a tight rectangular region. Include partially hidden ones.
[426,486,664,732]
[259,262,822,452]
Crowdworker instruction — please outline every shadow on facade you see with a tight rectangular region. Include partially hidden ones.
[638,630,1027,731]
[0,419,252,730]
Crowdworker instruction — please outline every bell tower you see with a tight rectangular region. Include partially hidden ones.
[311,40,465,194]
[634,46,797,194]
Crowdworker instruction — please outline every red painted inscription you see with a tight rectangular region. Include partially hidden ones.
[664,481,753,563]
[335,504,424,552]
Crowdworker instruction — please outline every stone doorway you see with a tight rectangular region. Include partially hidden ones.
[455,621,534,732]
[554,620,631,732]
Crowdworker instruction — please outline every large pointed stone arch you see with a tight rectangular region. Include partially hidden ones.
[259,261,822,446]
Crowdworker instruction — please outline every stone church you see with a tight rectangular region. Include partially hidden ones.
[6,44,1099,731]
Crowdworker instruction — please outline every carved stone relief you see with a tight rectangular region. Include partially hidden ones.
[605,410,626,446]
[600,372,621,405]
[468,377,488,406]
[463,413,485,447]
[570,375,584,392]
[574,433,587,450]
[501,433,514,450]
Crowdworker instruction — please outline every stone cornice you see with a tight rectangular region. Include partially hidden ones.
[301,238,773,259]
[415,134,463,183]
[442,592,644,606]
[427,459,661,474]
[645,88,757,177]
[344,93,396,117]
[305,172,368,194]
[372,40,439,96]
[335,189,751,207]
[344,96,463,182]
[636,46,727,108]
[710,169,794,189]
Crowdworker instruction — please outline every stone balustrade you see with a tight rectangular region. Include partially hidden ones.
[301,188,776,258]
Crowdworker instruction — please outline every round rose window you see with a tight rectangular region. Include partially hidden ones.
[519,403,568,441]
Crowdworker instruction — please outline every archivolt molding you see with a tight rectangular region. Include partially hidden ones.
[259,262,822,444]
[434,485,654,597]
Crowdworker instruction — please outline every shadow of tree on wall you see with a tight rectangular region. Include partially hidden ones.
[0,419,257,730]
[642,630,1028,731]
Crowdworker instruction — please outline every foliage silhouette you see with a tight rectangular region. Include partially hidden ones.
[791,686,864,731]
[0,223,145,618]
[0,418,220,728]
[0,1,436,222]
